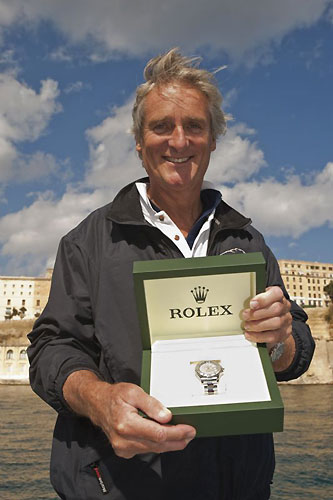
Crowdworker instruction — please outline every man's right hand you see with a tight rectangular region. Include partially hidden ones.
[63,370,196,459]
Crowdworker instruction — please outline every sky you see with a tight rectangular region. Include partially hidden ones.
[0,0,332,277]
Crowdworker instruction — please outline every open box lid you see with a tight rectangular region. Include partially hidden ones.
[133,252,266,350]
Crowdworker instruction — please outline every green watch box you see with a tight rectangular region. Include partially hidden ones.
[133,252,284,438]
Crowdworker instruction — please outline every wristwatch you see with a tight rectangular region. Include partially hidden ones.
[269,342,285,362]
[194,360,224,395]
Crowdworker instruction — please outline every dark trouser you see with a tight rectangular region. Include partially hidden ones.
[54,436,274,500]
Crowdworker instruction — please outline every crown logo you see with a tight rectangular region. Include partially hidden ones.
[191,286,209,304]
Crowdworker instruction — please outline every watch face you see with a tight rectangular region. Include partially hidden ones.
[196,360,223,378]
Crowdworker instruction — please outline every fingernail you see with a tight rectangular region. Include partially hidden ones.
[250,300,259,310]
[186,431,196,440]
[158,408,171,419]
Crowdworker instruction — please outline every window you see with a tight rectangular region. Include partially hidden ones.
[36,299,40,306]
[12,284,15,288]
[22,299,25,306]
[21,284,24,288]
[19,349,27,360]
[6,349,14,360]
[7,299,11,305]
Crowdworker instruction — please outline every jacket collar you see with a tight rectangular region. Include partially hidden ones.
[106,177,252,231]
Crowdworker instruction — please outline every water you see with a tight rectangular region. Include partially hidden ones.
[0,385,332,500]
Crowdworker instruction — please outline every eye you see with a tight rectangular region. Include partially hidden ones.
[187,121,204,133]
[153,122,171,134]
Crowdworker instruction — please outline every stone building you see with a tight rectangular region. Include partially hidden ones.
[0,341,29,383]
[278,259,333,307]
[0,269,52,321]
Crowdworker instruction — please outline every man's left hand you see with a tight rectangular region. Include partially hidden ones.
[242,286,293,355]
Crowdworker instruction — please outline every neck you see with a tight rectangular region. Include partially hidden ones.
[147,184,203,237]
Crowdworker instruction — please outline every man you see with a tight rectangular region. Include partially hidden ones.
[28,49,314,500]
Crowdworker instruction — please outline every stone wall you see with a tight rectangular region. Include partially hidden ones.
[280,307,333,385]
[0,308,332,384]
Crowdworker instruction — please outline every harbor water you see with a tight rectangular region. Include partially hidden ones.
[0,384,332,499]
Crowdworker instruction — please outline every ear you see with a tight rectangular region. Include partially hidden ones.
[136,142,143,160]
[210,137,216,152]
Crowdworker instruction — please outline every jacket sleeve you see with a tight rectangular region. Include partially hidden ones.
[27,235,103,415]
[263,245,315,381]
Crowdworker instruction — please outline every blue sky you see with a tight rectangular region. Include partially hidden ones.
[0,0,332,276]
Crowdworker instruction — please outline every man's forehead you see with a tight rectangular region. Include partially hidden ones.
[144,83,210,119]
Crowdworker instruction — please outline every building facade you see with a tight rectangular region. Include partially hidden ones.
[0,342,29,382]
[278,259,333,307]
[0,269,52,321]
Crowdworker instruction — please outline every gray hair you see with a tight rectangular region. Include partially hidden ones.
[132,48,227,142]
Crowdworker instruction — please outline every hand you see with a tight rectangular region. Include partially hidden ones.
[63,371,196,459]
[242,286,292,350]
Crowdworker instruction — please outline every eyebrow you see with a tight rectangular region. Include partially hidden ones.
[147,117,207,127]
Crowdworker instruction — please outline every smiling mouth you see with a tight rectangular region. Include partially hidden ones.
[164,156,193,163]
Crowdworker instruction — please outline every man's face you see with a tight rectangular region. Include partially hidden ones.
[136,83,216,196]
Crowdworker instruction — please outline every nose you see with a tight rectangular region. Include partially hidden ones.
[168,126,188,151]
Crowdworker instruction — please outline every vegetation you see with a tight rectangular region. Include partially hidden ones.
[0,319,34,343]
[324,304,333,326]
[323,280,333,303]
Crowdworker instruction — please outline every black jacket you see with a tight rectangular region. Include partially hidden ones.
[28,179,315,500]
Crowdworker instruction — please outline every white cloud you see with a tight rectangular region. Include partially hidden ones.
[0,73,61,182]
[85,98,142,191]
[220,162,333,238]
[0,92,332,275]
[208,124,266,183]
[0,0,330,65]
[64,80,91,94]
[48,46,73,62]
[0,187,111,275]
[14,152,72,183]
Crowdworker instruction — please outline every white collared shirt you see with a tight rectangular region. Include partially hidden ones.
[136,181,220,258]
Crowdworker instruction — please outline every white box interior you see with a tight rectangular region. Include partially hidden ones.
[150,335,271,408]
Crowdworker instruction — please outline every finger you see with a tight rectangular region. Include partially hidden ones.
[115,410,196,444]
[244,308,292,333]
[244,326,291,344]
[243,300,288,321]
[122,384,173,424]
[113,433,194,459]
[249,286,284,311]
